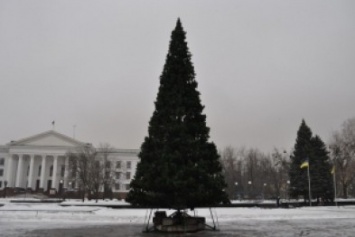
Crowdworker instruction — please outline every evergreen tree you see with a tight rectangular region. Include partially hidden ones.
[289,120,313,199]
[310,136,333,202]
[289,120,334,202]
[126,19,227,209]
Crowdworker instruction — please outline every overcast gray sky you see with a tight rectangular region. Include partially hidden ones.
[1,0,354,152]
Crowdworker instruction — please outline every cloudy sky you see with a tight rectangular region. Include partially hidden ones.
[1,0,354,152]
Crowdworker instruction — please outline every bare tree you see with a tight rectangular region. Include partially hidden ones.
[90,159,104,202]
[269,149,290,199]
[67,145,98,201]
[329,118,355,198]
[220,146,238,199]
[244,148,260,198]
[98,143,115,199]
[67,143,115,202]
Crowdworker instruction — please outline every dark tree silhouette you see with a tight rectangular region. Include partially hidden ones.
[289,120,313,199]
[127,19,227,209]
[289,120,333,202]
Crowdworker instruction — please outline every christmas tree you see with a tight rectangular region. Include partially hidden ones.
[127,19,227,210]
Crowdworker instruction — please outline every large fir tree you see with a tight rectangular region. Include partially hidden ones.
[289,120,333,202]
[126,19,227,209]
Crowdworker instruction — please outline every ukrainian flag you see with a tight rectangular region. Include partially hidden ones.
[331,166,335,174]
[300,160,309,169]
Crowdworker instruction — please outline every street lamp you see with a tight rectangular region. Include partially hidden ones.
[24,182,28,199]
[286,180,290,201]
[4,181,7,198]
[248,181,252,199]
[59,180,64,201]
[69,181,72,198]
[262,183,267,200]
[234,182,238,200]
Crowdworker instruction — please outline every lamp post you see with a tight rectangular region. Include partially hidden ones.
[68,181,72,199]
[4,181,7,198]
[25,182,28,199]
[262,183,267,200]
[59,179,64,201]
[248,181,252,199]
[286,180,290,201]
[234,182,238,200]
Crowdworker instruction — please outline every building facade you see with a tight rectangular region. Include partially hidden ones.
[0,130,139,197]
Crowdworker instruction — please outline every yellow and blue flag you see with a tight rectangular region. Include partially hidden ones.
[331,166,335,174]
[300,160,309,169]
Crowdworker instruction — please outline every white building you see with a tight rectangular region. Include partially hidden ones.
[0,130,139,197]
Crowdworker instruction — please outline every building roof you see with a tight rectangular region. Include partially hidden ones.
[7,130,88,148]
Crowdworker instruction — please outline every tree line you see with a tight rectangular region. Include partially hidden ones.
[220,117,355,201]
[220,146,289,200]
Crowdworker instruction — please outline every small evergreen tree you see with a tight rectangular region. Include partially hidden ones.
[289,120,313,199]
[310,136,333,202]
[127,19,228,209]
[289,120,334,202]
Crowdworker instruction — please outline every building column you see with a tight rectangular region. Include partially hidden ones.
[28,155,35,189]
[52,156,58,190]
[40,155,47,189]
[64,156,69,188]
[15,155,24,187]
[6,155,14,187]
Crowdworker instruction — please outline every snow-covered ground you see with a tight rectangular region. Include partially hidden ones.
[1,198,355,236]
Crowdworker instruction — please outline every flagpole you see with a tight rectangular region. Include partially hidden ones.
[333,171,337,207]
[307,165,312,206]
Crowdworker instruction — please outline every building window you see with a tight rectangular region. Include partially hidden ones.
[125,184,130,190]
[116,161,121,169]
[0,158,4,166]
[105,171,110,178]
[0,169,3,177]
[126,172,131,180]
[0,181,2,188]
[115,183,120,190]
[61,165,65,177]
[105,161,111,169]
[49,165,53,177]
[126,161,131,169]
[38,165,41,176]
[115,172,121,180]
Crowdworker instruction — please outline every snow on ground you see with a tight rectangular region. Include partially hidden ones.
[1,199,355,236]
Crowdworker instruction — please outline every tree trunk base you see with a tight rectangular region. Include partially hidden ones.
[149,210,207,233]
